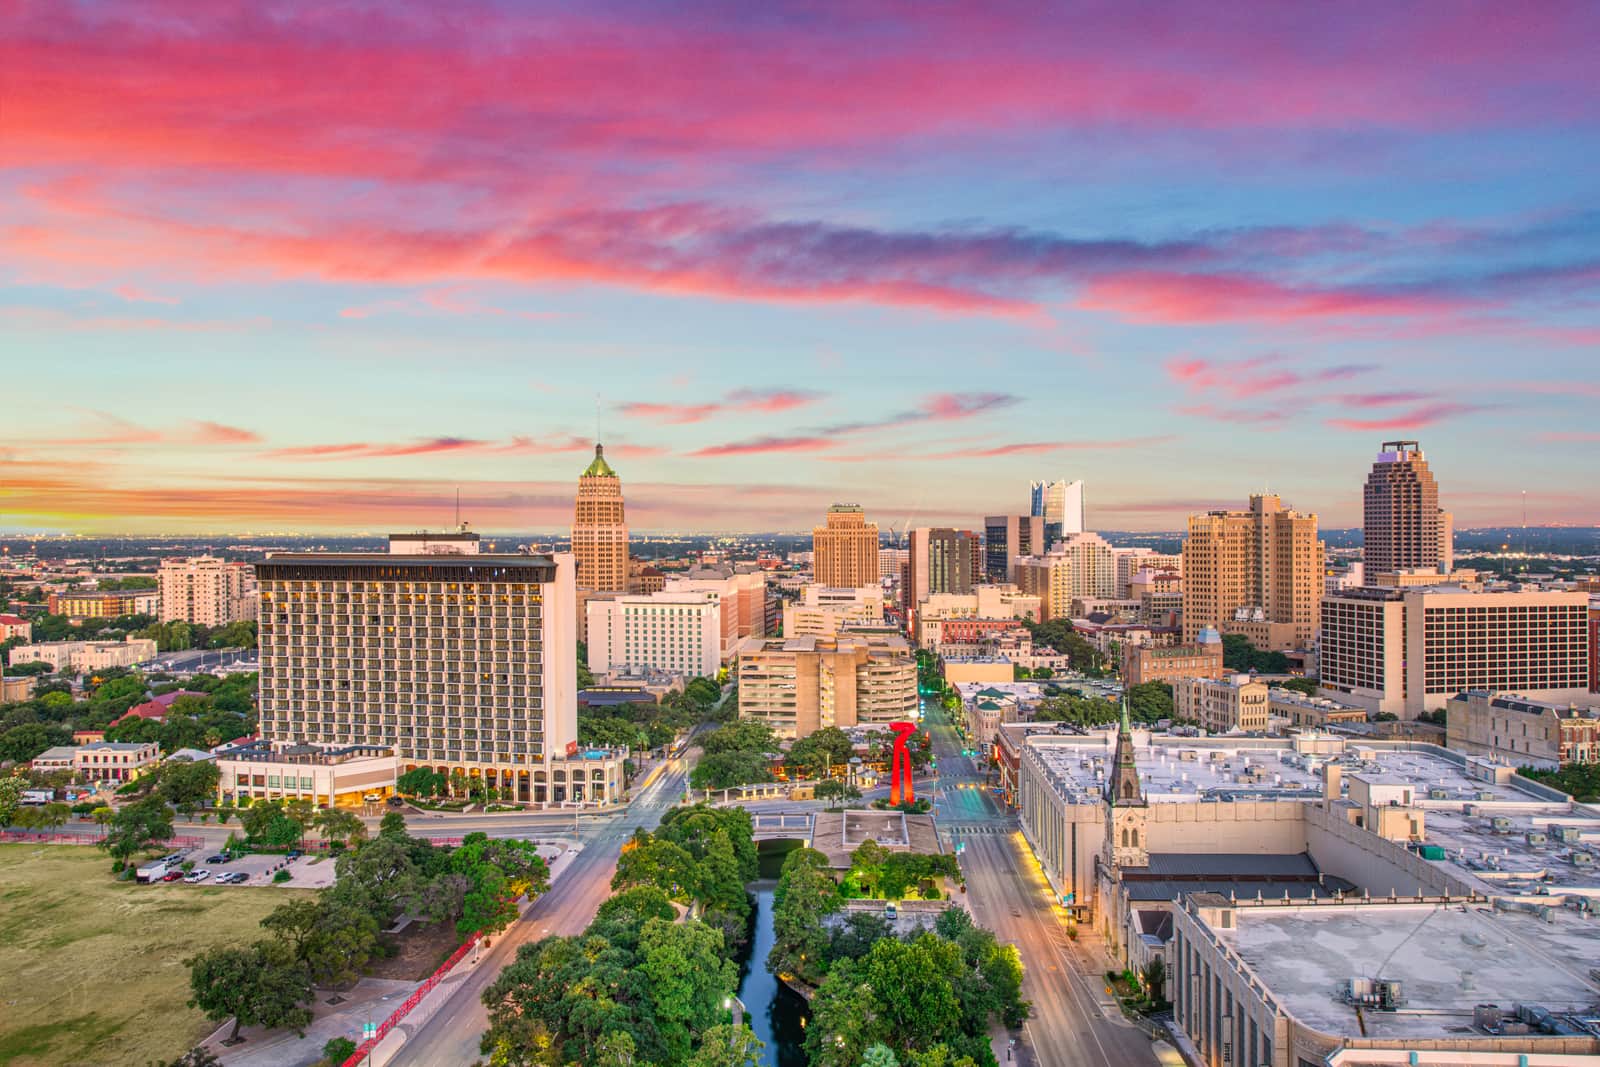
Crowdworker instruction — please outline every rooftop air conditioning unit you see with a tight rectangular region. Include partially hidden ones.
[1490,816,1513,833]
[1526,831,1549,846]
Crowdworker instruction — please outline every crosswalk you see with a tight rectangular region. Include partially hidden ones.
[942,823,1018,836]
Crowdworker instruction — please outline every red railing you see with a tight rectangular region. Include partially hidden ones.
[340,930,482,1067]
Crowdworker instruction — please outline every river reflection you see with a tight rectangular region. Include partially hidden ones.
[734,882,811,1067]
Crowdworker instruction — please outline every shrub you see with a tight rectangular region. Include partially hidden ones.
[71,801,98,815]
[273,869,292,883]
[322,1036,357,1065]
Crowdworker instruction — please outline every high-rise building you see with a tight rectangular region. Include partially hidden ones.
[572,443,629,593]
[663,568,767,661]
[984,515,1045,583]
[1362,441,1447,575]
[1319,586,1592,717]
[1029,479,1085,545]
[254,540,623,803]
[906,527,977,617]
[1013,532,1117,620]
[812,504,881,588]
[1181,494,1324,651]
[586,591,721,679]
[158,556,258,626]
[736,632,917,739]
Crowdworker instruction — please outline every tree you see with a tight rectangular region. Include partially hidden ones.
[787,726,853,780]
[331,834,418,923]
[686,1025,764,1067]
[814,779,862,803]
[158,758,222,808]
[1125,681,1174,724]
[379,810,408,838]
[700,719,779,757]
[314,807,367,848]
[397,767,445,797]
[862,1046,900,1067]
[0,721,72,762]
[101,795,174,864]
[690,750,773,792]
[165,1048,223,1067]
[638,917,737,1065]
[186,943,314,1043]
[0,775,26,827]
[321,1037,357,1066]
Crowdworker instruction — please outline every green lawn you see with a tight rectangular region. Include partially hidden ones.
[0,844,314,1066]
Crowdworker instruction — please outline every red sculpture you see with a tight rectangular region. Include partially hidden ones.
[889,721,917,806]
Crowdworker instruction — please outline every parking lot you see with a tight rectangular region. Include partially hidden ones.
[156,848,338,889]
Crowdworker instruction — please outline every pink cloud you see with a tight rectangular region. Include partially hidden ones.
[262,435,605,461]
[617,402,725,425]
[689,435,835,458]
[1085,272,1460,325]
[189,421,263,445]
[1326,402,1489,431]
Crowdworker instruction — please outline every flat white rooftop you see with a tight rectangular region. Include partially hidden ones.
[1027,734,1544,807]
[1226,901,1600,1039]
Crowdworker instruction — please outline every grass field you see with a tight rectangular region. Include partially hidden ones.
[0,844,314,1066]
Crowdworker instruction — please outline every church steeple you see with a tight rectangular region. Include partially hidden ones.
[1107,691,1144,807]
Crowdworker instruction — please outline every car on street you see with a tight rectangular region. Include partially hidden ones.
[184,869,211,884]
[161,870,184,882]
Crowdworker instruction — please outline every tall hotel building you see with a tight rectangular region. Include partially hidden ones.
[1181,494,1324,651]
[254,534,621,804]
[572,444,629,593]
[1362,440,1450,575]
[1319,585,1592,718]
[813,504,881,588]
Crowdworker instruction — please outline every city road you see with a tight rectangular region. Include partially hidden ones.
[387,747,697,1066]
[922,700,1158,1067]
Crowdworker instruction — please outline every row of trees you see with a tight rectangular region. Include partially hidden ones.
[188,816,551,1042]
[1220,634,1291,674]
[577,674,727,755]
[1522,763,1600,803]
[768,849,1027,1067]
[480,803,762,1066]
[690,718,780,791]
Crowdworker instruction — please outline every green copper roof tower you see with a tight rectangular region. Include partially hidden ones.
[582,443,617,478]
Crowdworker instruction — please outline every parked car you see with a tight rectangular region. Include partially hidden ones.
[285,850,303,860]
[218,872,246,884]
[206,854,229,864]
[184,869,211,884]
[161,870,184,882]
[387,796,405,807]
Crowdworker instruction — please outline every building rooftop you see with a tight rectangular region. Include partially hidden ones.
[1225,900,1600,1040]
[1024,734,1538,807]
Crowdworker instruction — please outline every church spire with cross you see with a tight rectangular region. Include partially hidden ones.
[1107,690,1144,808]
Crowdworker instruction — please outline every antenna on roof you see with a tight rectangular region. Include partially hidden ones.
[455,488,461,530]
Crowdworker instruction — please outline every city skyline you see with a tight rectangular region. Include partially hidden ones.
[5,3,1599,534]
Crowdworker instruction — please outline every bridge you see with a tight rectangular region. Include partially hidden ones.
[748,810,816,841]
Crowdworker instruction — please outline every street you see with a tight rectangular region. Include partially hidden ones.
[387,748,697,1066]
[922,700,1159,1067]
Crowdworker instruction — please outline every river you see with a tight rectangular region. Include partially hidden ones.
[734,881,811,1067]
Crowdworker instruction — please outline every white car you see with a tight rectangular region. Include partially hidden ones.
[184,869,212,884]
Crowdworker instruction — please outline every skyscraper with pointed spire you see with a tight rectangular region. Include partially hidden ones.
[572,443,629,594]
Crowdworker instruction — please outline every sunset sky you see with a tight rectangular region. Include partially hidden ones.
[3,2,1597,534]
